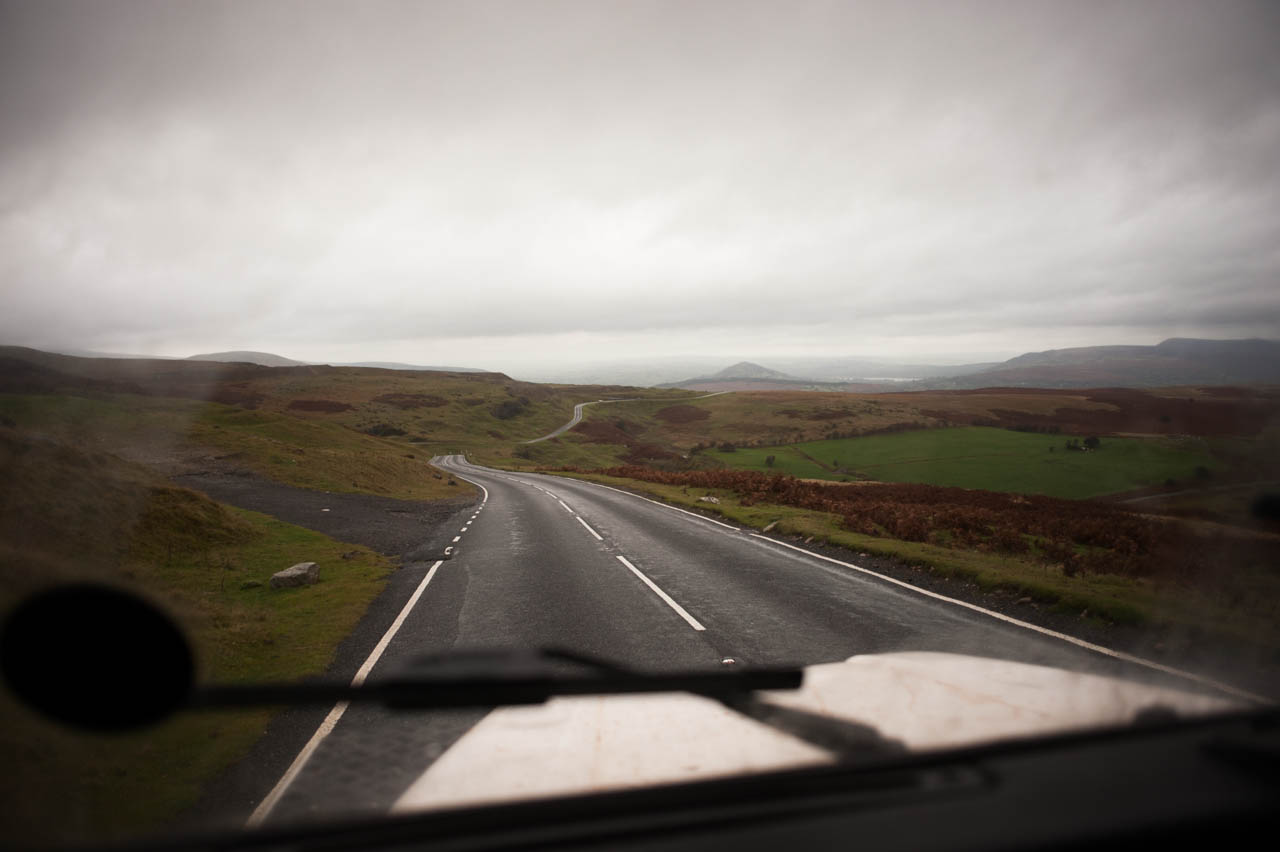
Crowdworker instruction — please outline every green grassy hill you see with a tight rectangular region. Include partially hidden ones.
[0,348,695,498]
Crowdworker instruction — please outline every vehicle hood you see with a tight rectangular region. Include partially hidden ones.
[393,651,1239,813]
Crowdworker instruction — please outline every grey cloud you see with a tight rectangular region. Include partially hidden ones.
[2,0,1278,366]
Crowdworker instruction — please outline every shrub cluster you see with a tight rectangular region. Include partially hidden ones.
[490,397,530,420]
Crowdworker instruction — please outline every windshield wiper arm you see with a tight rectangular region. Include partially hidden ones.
[4,584,803,732]
[191,648,803,712]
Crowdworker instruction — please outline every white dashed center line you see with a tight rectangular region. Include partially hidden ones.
[575,517,603,540]
[615,555,705,631]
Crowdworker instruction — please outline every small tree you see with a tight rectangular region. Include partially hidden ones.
[1083,436,1101,450]
[765,455,775,468]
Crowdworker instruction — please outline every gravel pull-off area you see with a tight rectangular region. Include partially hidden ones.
[172,472,475,559]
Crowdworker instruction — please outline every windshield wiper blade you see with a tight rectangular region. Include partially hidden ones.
[191,648,802,712]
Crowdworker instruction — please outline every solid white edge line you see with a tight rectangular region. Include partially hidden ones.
[247,560,445,827]
[468,461,737,532]
[576,516,603,540]
[616,555,705,631]
[557,499,573,513]
[750,535,1268,704]
[568,479,740,531]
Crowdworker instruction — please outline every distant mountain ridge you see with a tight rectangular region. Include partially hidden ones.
[187,350,307,367]
[186,351,486,373]
[921,338,1280,389]
[661,338,1280,392]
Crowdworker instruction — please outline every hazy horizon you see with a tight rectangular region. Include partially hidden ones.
[4,1,1279,373]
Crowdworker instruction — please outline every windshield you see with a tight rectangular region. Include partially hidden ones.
[2,0,1278,848]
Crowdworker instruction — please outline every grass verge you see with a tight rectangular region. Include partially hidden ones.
[0,428,397,846]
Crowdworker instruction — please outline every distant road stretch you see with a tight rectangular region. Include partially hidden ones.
[522,391,731,444]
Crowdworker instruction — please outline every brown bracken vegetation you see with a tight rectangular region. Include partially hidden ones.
[372,393,449,409]
[286,399,353,413]
[918,387,1280,437]
[586,466,1279,593]
[654,404,711,424]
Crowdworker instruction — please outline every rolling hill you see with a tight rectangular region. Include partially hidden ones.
[917,338,1280,389]
[186,351,486,372]
[187,350,308,367]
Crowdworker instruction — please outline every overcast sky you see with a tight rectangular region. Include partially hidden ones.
[2,0,1278,375]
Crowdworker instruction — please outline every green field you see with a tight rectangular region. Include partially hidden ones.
[717,427,1224,499]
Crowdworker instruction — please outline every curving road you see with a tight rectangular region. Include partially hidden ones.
[246,454,1257,828]
[520,398,625,444]
[522,391,731,443]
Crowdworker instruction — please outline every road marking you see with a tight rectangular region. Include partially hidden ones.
[616,555,705,631]
[444,547,452,555]
[452,536,461,543]
[247,560,446,826]
[461,526,468,531]
[565,480,740,531]
[454,458,737,531]
[576,517,603,540]
[557,499,573,513]
[750,535,1268,704]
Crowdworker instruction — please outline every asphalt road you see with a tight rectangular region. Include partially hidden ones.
[250,454,1255,828]
[520,399,614,443]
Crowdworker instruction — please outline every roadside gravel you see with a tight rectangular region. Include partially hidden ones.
[173,472,473,559]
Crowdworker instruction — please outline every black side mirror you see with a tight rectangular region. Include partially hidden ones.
[1,584,194,731]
